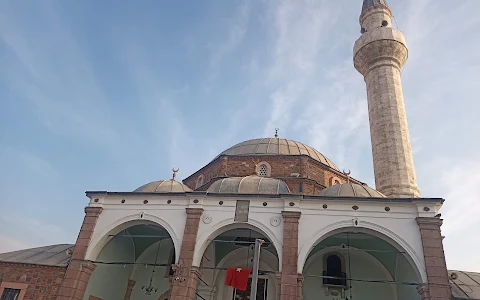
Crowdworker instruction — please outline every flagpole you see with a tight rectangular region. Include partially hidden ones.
[249,239,264,300]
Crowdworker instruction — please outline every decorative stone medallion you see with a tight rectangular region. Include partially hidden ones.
[270,216,282,227]
[202,214,212,224]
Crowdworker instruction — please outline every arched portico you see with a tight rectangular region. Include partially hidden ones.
[300,224,423,300]
[298,220,426,282]
[194,222,281,300]
[86,213,180,262]
[193,218,282,269]
[82,222,176,300]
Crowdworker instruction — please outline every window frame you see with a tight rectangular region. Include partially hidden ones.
[0,282,28,300]
[322,252,347,287]
[255,162,272,177]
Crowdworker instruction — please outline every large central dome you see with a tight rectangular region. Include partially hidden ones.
[216,138,338,171]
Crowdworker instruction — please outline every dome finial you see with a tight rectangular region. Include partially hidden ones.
[343,169,351,183]
[252,159,260,175]
[172,168,179,180]
[274,128,279,138]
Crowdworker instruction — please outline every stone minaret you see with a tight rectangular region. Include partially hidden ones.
[354,0,420,198]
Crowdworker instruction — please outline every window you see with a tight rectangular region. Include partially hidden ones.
[256,162,271,177]
[258,164,268,177]
[1,288,20,300]
[0,283,27,300]
[195,175,204,189]
[323,254,347,286]
[329,176,341,186]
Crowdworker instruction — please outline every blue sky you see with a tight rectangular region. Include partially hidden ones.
[0,0,479,272]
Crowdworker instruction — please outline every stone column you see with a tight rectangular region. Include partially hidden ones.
[280,211,301,300]
[57,206,103,300]
[170,208,204,300]
[124,279,136,300]
[416,218,451,300]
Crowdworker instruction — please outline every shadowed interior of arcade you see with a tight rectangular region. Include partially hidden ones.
[302,230,422,300]
[196,228,279,300]
[83,223,175,300]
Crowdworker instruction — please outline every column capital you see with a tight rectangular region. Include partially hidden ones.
[282,211,301,221]
[416,283,431,299]
[85,206,103,217]
[186,207,204,216]
[416,217,443,227]
[80,261,96,274]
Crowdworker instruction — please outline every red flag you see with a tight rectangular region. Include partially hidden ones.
[225,268,252,291]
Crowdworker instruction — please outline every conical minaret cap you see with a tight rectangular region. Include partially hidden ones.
[362,0,389,12]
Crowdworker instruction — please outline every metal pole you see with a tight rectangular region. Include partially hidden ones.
[249,239,264,300]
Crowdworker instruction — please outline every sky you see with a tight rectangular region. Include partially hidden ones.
[0,0,479,272]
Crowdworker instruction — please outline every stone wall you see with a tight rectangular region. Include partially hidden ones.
[0,262,66,299]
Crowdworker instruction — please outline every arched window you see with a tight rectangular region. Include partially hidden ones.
[323,254,347,286]
[256,162,271,177]
[330,176,341,186]
[195,175,204,189]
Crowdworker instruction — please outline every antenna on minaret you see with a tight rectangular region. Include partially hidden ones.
[172,168,179,180]
[274,128,279,138]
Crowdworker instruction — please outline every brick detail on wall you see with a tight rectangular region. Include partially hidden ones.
[0,262,66,299]
[183,155,361,194]
[280,211,301,300]
[57,206,103,300]
[124,279,136,300]
[170,208,203,300]
[416,217,451,300]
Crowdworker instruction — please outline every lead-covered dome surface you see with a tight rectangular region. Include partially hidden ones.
[207,175,290,194]
[319,183,385,198]
[217,138,338,171]
[134,180,192,193]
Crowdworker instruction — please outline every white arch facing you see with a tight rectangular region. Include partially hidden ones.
[85,212,181,262]
[192,218,283,270]
[297,220,427,282]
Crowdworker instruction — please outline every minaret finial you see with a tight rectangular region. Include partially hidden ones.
[172,168,179,180]
[274,128,279,138]
[343,170,351,183]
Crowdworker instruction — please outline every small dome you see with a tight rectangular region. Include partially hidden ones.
[134,180,192,193]
[216,138,338,171]
[207,175,290,194]
[319,183,385,198]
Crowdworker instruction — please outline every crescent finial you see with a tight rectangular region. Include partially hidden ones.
[343,169,351,183]
[172,168,179,180]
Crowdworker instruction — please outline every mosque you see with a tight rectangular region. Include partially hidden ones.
[0,1,479,300]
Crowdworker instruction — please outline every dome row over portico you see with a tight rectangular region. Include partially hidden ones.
[216,138,339,171]
[134,179,192,193]
[207,175,290,194]
[319,182,385,198]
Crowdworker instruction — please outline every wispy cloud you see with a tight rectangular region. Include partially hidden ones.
[206,0,251,88]
[0,1,119,147]
[439,162,480,272]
